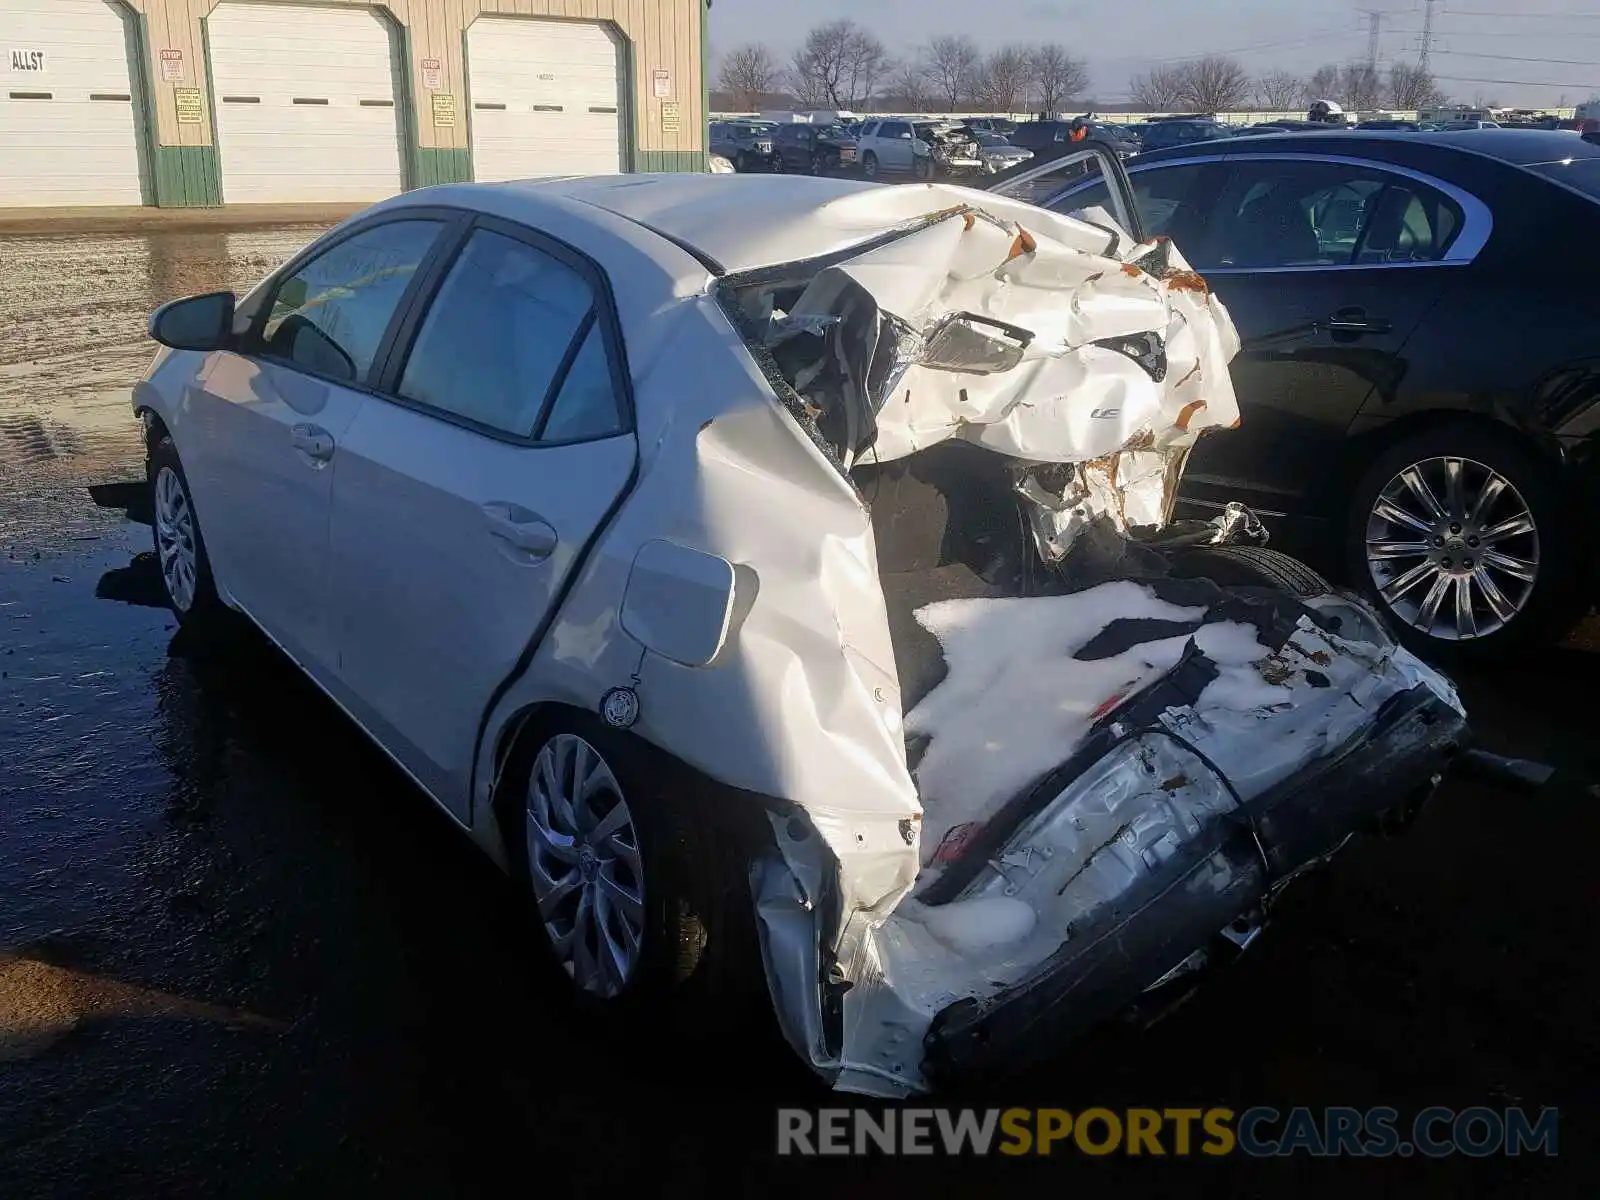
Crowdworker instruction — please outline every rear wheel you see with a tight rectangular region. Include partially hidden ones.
[862,151,879,179]
[1344,424,1578,655]
[913,155,934,180]
[1171,543,1333,598]
[501,718,755,1022]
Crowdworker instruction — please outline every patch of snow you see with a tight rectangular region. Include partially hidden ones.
[1197,669,1292,712]
[911,896,1038,953]
[1192,620,1271,666]
[905,581,1205,856]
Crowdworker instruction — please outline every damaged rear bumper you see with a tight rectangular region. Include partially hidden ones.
[922,682,1465,1082]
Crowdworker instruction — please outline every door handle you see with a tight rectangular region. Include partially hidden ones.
[290,423,335,463]
[482,502,557,561]
[1319,308,1392,336]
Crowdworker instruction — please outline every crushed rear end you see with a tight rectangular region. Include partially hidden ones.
[710,182,1465,1095]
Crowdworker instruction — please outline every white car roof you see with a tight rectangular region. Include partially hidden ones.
[472,174,1001,276]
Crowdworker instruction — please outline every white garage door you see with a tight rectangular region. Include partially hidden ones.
[0,0,144,206]
[467,18,624,181]
[208,3,403,203]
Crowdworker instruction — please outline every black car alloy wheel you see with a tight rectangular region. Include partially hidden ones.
[1347,425,1575,652]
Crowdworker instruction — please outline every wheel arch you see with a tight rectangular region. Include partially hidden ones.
[1329,408,1564,524]
[486,701,779,872]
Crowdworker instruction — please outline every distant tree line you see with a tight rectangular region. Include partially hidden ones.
[716,22,1450,114]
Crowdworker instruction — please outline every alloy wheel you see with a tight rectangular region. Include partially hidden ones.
[1364,455,1540,641]
[525,734,646,999]
[154,465,198,613]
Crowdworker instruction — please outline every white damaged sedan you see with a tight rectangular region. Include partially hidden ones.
[134,155,1465,1095]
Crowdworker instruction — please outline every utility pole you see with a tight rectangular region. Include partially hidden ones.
[1363,10,1383,75]
[1418,0,1437,74]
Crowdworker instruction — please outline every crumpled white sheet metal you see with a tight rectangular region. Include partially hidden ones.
[768,195,1241,555]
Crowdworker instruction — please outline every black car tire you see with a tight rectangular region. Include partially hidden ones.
[147,434,229,633]
[810,152,830,176]
[1172,543,1333,599]
[734,152,749,173]
[862,151,878,179]
[770,154,784,174]
[500,716,756,1026]
[913,155,934,180]
[1343,423,1581,656]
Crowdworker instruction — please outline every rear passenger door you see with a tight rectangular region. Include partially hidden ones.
[325,218,638,819]
[1179,155,1473,511]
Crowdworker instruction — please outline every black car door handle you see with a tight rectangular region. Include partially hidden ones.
[1320,308,1392,336]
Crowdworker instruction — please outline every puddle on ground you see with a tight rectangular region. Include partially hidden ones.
[0,228,326,546]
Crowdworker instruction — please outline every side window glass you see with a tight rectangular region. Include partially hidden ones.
[1354,180,1464,263]
[540,322,622,441]
[1209,161,1453,269]
[397,228,610,438]
[260,219,442,383]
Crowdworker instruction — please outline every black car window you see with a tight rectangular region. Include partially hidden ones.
[259,219,443,385]
[1212,161,1463,268]
[1049,163,1212,246]
[396,227,619,440]
[862,121,879,137]
[777,126,798,143]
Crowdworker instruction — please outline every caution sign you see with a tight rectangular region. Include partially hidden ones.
[431,92,456,127]
[661,101,680,134]
[160,48,184,81]
[174,87,204,124]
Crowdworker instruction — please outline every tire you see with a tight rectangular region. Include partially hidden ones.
[1343,423,1579,656]
[913,155,933,180]
[147,434,228,632]
[862,151,879,179]
[500,717,756,1025]
[810,153,830,176]
[771,154,784,174]
[734,152,749,173]
[1172,543,1333,599]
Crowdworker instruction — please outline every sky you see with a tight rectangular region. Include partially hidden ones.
[707,1,1600,108]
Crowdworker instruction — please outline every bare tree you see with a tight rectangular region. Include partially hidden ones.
[925,34,980,111]
[1176,56,1251,112]
[1252,70,1304,111]
[1339,62,1383,111]
[1031,44,1089,116]
[890,55,933,112]
[1305,64,1341,104]
[787,20,891,110]
[1386,62,1445,110]
[1129,64,1188,111]
[972,46,1035,115]
[718,44,779,111]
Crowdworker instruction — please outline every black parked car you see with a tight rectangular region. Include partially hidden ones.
[1010,119,1137,155]
[1137,119,1237,153]
[771,121,859,175]
[991,131,1600,654]
[709,120,779,172]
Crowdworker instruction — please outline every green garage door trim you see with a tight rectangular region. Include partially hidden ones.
[399,24,470,187]
[132,10,221,207]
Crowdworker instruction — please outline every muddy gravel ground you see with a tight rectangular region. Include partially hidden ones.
[3,230,1600,1197]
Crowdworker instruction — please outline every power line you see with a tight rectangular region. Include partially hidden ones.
[1439,9,1600,18]
[1436,49,1600,65]
[1434,72,1600,88]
